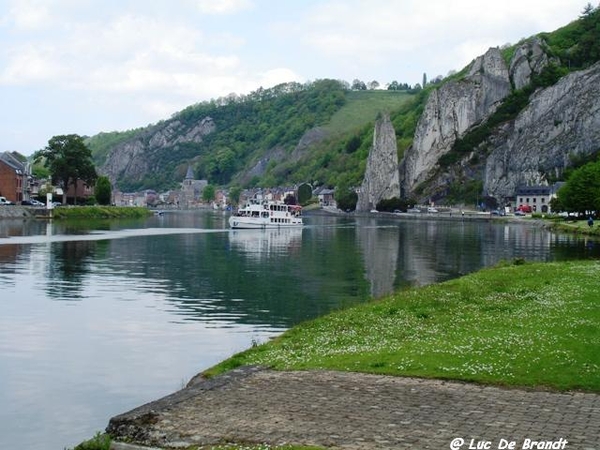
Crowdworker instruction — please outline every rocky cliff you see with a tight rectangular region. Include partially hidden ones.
[101,117,216,185]
[397,36,600,203]
[356,114,400,211]
[400,47,512,194]
[484,61,600,200]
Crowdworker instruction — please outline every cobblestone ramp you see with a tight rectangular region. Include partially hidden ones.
[107,366,600,450]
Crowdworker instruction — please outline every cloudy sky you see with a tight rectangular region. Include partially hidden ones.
[0,0,587,155]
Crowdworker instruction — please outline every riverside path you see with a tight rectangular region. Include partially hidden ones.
[107,366,599,450]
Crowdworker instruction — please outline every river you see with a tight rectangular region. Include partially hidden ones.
[0,210,597,449]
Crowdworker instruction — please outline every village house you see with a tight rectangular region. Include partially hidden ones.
[65,179,95,204]
[0,152,30,204]
[514,183,564,213]
[238,187,298,206]
[313,187,336,208]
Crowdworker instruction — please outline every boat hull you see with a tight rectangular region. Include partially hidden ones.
[228,216,303,229]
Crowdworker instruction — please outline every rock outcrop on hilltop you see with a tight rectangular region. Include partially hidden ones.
[400,48,512,195]
[356,114,400,211]
[509,36,552,90]
[397,36,600,203]
[484,62,600,200]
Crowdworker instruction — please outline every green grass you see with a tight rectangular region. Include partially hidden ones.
[70,434,323,450]
[324,90,414,134]
[52,206,153,220]
[205,260,600,392]
[547,219,600,236]
[66,432,111,450]
[193,445,324,450]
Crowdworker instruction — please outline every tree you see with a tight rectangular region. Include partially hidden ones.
[367,80,380,90]
[229,185,242,205]
[34,134,97,204]
[94,176,112,205]
[202,184,216,203]
[335,184,358,211]
[558,160,600,215]
[297,183,313,205]
[351,79,367,90]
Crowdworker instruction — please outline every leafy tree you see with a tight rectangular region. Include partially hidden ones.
[297,183,313,205]
[34,134,97,204]
[557,160,600,214]
[368,80,380,90]
[32,162,50,179]
[376,197,409,212]
[335,184,358,211]
[94,176,112,205]
[351,79,367,90]
[202,184,215,203]
[229,185,242,205]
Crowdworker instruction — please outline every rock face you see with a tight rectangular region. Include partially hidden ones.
[397,36,600,204]
[400,48,511,194]
[102,117,216,185]
[509,36,551,90]
[356,114,400,211]
[484,61,600,199]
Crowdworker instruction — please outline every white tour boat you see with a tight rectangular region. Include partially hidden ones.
[229,201,303,229]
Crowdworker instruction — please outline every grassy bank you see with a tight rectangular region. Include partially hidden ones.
[51,206,152,220]
[546,218,600,237]
[206,259,600,392]
[69,433,321,450]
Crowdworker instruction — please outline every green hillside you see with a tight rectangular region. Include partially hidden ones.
[324,90,414,135]
[88,6,600,196]
[89,80,418,192]
[86,129,144,167]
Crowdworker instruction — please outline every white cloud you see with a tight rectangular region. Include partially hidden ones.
[0,0,588,154]
[194,0,254,15]
[296,0,585,82]
[5,0,53,30]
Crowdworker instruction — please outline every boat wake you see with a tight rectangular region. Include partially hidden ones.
[0,228,227,245]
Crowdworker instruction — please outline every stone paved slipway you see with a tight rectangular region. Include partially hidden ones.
[107,366,600,450]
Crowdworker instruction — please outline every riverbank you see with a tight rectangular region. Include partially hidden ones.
[205,259,599,391]
[0,205,34,219]
[545,217,600,237]
[105,259,600,449]
[0,205,153,220]
[51,205,153,219]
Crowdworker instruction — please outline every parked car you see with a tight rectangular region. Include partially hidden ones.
[407,207,421,213]
[514,210,526,216]
[516,205,533,213]
[21,199,45,207]
[427,207,439,213]
[0,196,14,205]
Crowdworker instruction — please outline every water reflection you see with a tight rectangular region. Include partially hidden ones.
[45,241,97,300]
[228,228,303,259]
[355,218,399,298]
[0,212,600,450]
